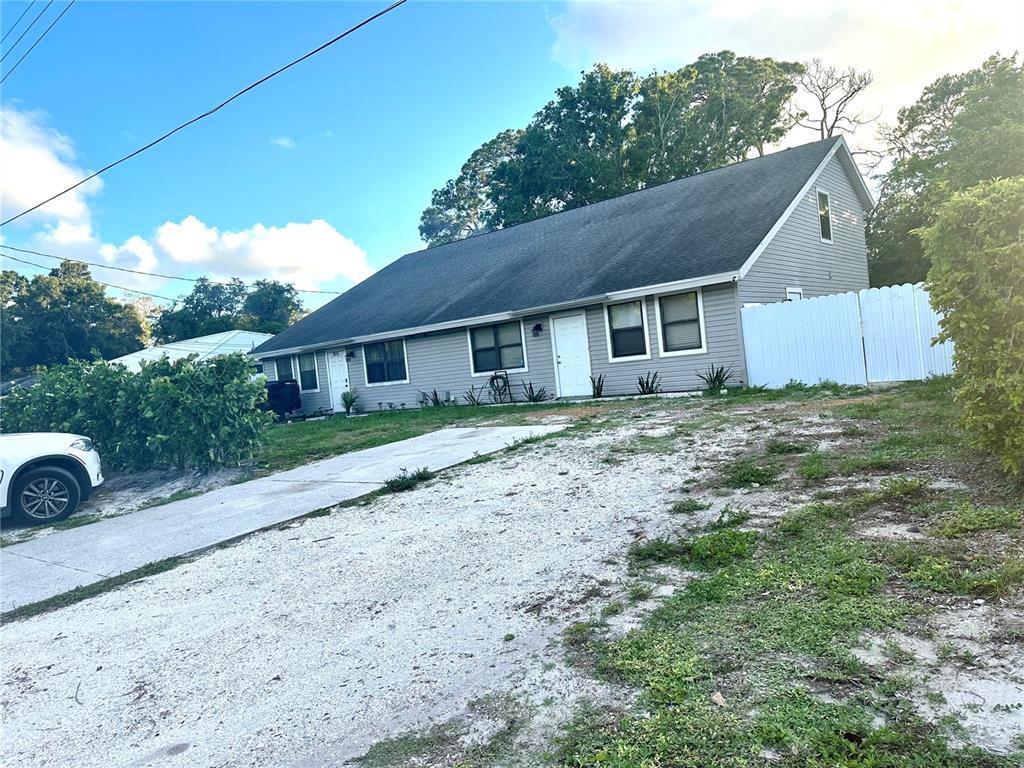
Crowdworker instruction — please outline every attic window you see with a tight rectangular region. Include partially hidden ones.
[817,190,833,243]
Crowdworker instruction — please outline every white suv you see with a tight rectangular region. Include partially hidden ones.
[0,433,104,525]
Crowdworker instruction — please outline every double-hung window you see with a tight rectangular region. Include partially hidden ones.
[606,300,648,359]
[275,357,295,382]
[297,353,319,391]
[470,321,525,374]
[817,190,833,243]
[657,291,704,355]
[364,340,407,384]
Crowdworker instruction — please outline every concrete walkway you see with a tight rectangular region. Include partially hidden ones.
[0,425,562,612]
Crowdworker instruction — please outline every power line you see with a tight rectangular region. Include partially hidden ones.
[0,0,408,227]
[1,0,37,45]
[0,0,52,62]
[1,0,75,85]
[0,244,344,294]
[1,252,179,302]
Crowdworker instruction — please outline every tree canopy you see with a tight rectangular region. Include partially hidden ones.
[154,278,304,343]
[420,52,804,247]
[0,262,148,376]
[867,54,1024,286]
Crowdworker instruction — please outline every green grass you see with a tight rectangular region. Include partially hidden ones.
[765,439,807,455]
[669,498,712,514]
[383,467,435,493]
[258,401,588,472]
[550,377,1023,768]
[719,457,780,488]
[931,501,1021,537]
[797,451,831,483]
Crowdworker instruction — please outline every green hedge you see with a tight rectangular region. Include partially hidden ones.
[924,177,1024,475]
[1,354,272,470]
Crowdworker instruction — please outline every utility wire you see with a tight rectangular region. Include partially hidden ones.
[0,0,408,227]
[0,244,345,294]
[1,252,179,301]
[1,0,37,45]
[0,0,52,62]
[1,0,74,84]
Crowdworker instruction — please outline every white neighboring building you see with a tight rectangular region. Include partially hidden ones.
[110,330,274,373]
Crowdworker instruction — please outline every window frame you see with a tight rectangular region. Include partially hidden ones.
[603,298,651,362]
[654,288,708,358]
[295,352,320,393]
[467,319,529,377]
[816,188,833,244]
[785,287,804,302]
[274,356,295,382]
[362,339,410,387]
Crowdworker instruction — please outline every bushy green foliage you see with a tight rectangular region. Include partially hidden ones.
[383,467,435,493]
[1,354,271,470]
[924,177,1024,474]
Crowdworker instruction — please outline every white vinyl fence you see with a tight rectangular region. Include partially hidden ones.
[741,283,954,388]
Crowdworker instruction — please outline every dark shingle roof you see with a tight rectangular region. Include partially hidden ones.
[256,137,841,354]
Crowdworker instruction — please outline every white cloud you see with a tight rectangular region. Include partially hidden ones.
[24,215,372,309]
[549,0,1023,146]
[0,104,103,227]
[154,215,372,289]
[269,136,295,149]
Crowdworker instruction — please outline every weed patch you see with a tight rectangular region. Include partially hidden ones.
[383,467,435,493]
[931,501,1021,537]
[720,457,779,487]
[669,498,711,514]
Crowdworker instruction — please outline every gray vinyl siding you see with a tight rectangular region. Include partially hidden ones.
[263,350,333,415]
[345,314,556,411]
[586,282,745,394]
[737,154,869,305]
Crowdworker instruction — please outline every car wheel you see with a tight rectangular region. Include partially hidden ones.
[12,466,81,525]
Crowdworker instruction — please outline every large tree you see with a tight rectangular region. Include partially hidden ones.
[154,277,304,343]
[423,52,803,242]
[0,262,147,375]
[418,129,522,247]
[867,54,1024,286]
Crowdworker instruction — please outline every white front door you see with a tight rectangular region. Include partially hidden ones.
[327,350,350,412]
[552,313,591,397]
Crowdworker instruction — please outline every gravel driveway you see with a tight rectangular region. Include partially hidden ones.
[0,406,764,767]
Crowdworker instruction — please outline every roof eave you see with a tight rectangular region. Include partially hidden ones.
[252,270,740,359]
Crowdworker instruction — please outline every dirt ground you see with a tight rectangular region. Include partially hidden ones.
[0,396,1020,767]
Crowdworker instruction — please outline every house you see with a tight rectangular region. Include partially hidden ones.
[110,330,274,374]
[252,136,873,413]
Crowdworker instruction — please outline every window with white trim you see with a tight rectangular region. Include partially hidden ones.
[275,357,294,382]
[364,340,407,384]
[658,291,702,352]
[817,190,833,242]
[470,321,525,373]
[785,287,803,301]
[607,300,648,358]
[297,352,318,391]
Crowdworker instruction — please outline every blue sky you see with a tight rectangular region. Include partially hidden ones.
[1,1,1017,309]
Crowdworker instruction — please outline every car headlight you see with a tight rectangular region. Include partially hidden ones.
[70,437,94,451]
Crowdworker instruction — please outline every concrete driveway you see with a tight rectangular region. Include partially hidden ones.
[0,426,561,612]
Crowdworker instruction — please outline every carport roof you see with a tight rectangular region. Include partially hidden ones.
[256,136,862,356]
